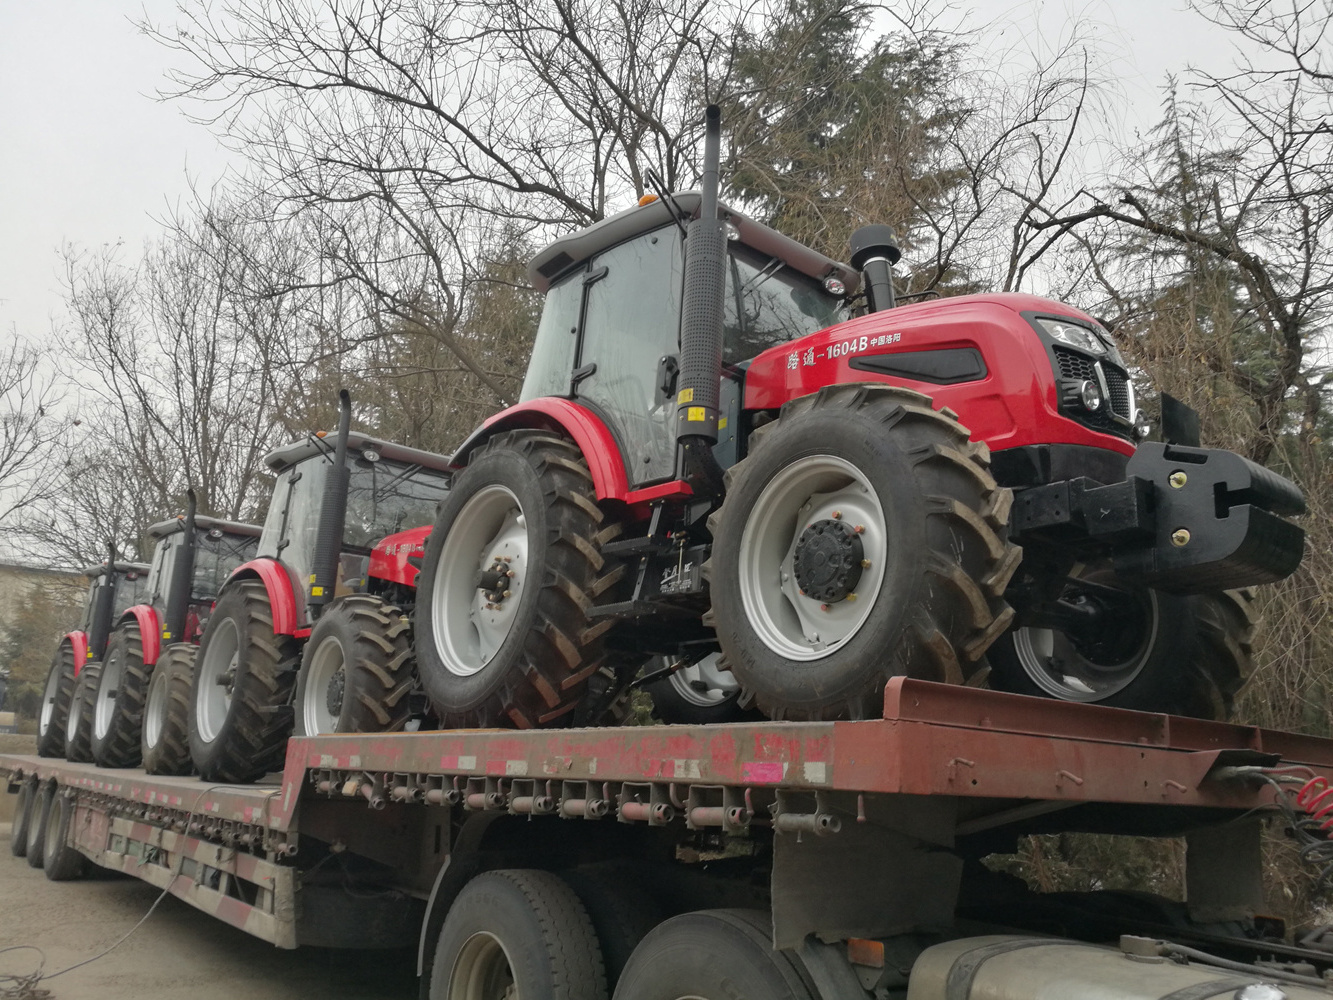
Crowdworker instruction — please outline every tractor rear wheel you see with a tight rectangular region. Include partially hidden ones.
[706,385,1018,721]
[91,623,151,768]
[64,662,100,764]
[142,643,197,775]
[293,595,414,736]
[415,431,616,729]
[189,580,301,783]
[987,577,1255,720]
[37,641,77,758]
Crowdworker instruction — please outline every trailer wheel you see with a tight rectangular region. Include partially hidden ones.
[42,792,86,881]
[560,867,665,989]
[25,782,54,869]
[293,596,414,736]
[613,909,816,1000]
[645,654,756,726]
[91,623,151,768]
[189,580,301,783]
[987,569,1254,720]
[427,869,607,1000]
[416,431,615,729]
[9,778,35,858]
[37,641,76,758]
[142,643,197,775]
[706,385,1018,720]
[64,661,100,764]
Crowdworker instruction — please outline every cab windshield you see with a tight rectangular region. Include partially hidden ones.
[192,530,259,601]
[112,570,149,617]
[724,245,846,364]
[344,461,451,550]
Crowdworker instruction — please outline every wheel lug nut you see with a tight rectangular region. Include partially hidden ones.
[503,590,511,598]
[846,592,857,602]
[506,570,515,578]
[861,559,871,568]
[820,603,830,611]
[853,525,865,534]
[832,510,842,519]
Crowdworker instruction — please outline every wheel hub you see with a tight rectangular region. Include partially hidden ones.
[793,518,864,603]
[477,558,515,607]
[324,667,346,716]
[217,667,236,696]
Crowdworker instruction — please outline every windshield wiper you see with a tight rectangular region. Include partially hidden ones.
[740,257,784,296]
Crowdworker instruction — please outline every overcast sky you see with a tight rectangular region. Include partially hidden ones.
[0,0,1244,347]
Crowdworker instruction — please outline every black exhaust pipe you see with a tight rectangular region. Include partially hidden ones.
[309,390,352,613]
[674,104,727,493]
[849,225,902,312]
[162,489,197,643]
[88,540,118,661]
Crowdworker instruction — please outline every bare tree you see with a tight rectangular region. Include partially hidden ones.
[0,336,65,542]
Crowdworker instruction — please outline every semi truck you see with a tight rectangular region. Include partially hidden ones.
[7,677,1333,999]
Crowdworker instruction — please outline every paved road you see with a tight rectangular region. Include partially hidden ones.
[1,821,418,1000]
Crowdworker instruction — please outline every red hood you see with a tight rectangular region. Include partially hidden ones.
[369,525,432,589]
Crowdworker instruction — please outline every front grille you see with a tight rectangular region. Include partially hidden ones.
[1052,346,1131,436]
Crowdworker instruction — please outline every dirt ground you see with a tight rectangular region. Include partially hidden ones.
[1,812,419,1000]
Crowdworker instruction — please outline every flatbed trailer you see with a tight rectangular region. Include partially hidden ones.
[8,678,1333,999]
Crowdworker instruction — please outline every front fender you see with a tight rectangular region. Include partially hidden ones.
[117,606,162,666]
[227,558,304,635]
[65,632,88,676]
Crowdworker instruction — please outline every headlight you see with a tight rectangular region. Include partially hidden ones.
[1079,380,1104,412]
[1036,317,1106,355]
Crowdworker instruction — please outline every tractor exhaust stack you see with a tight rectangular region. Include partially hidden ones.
[309,390,352,612]
[88,540,119,661]
[162,489,197,643]
[849,225,902,312]
[674,104,727,493]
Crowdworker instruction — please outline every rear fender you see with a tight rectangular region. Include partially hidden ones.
[227,558,304,635]
[116,605,162,666]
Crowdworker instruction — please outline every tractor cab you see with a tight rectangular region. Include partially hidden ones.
[257,429,452,613]
[525,193,855,485]
[77,560,152,663]
[142,512,262,643]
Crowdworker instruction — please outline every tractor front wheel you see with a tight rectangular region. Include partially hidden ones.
[415,431,616,729]
[64,662,99,764]
[36,641,77,758]
[706,385,1019,721]
[91,623,151,768]
[189,580,301,783]
[293,595,414,736]
[142,643,197,775]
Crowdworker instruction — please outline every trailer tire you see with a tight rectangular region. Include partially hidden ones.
[91,623,151,768]
[25,782,53,869]
[428,868,607,1000]
[561,867,665,990]
[190,580,301,783]
[65,662,100,764]
[645,654,757,726]
[293,596,414,736]
[613,909,816,1000]
[9,778,35,857]
[142,643,197,775]
[43,792,86,881]
[37,641,77,758]
[705,385,1018,720]
[416,431,615,729]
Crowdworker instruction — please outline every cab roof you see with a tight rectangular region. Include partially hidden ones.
[263,431,454,475]
[528,192,860,294]
[81,561,152,579]
[146,514,263,540]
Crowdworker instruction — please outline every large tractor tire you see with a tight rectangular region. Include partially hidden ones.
[189,580,301,783]
[613,909,816,1000]
[427,869,607,1000]
[293,595,414,736]
[988,577,1255,720]
[706,385,1019,721]
[415,431,617,729]
[64,662,100,764]
[91,623,151,768]
[645,654,757,726]
[142,643,198,776]
[36,641,77,758]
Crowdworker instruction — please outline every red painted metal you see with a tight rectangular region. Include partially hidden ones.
[458,398,631,501]
[119,604,162,666]
[624,480,694,505]
[65,631,88,676]
[228,558,304,634]
[369,524,431,588]
[743,292,1136,458]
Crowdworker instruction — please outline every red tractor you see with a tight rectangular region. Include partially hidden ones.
[75,493,262,773]
[410,106,1304,729]
[187,395,452,782]
[36,551,150,759]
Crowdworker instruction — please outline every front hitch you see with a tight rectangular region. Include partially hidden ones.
[1010,442,1305,593]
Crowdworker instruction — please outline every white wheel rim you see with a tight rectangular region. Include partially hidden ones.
[39,659,62,736]
[669,653,739,708]
[449,930,516,1000]
[196,619,239,744]
[302,635,346,735]
[432,485,528,678]
[1011,580,1159,702]
[738,455,887,661]
[94,645,124,741]
[144,664,169,749]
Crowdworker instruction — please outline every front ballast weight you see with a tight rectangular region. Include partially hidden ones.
[1011,441,1305,592]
